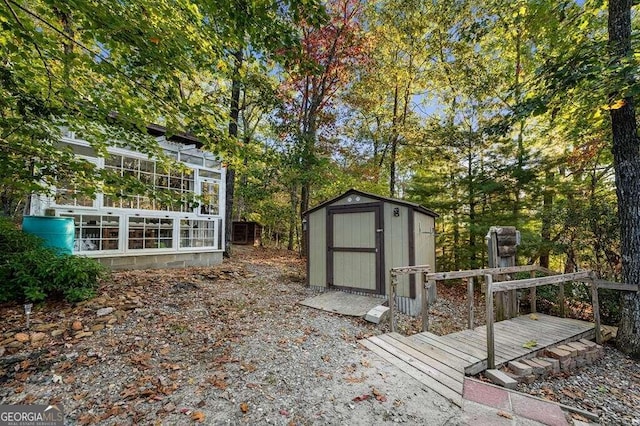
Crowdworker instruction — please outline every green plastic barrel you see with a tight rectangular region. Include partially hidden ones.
[22,216,75,255]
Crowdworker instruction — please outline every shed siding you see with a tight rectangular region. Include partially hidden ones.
[308,208,327,287]
[414,212,436,291]
[333,195,377,206]
[383,203,411,298]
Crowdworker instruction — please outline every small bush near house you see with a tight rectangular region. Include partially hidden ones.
[0,217,107,303]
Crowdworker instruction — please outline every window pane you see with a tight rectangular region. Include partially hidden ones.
[60,214,120,252]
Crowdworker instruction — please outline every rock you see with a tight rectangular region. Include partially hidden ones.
[30,332,46,342]
[163,402,176,412]
[0,346,5,356]
[7,341,23,349]
[90,324,105,332]
[107,318,118,325]
[96,307,115,317]
[51,329,65,337]
[71,321,83,331]
[15,333,30,342]
[33,323,57,332]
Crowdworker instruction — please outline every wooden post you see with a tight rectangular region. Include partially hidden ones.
[591,280,602,344]
[389,272,397,333]
[558,282,566,318]
[422,275,432,332]
[530,270,537,313]
[468,277,474,329]
[485,274,495,369]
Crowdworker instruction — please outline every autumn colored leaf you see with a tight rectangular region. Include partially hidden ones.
[352,394,370,402]
[345,375,366,383]
[240,402,249,413]
[497,411,513,419]
[191,411,206,422]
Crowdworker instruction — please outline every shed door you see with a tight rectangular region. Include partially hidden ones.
[327,204,383,294]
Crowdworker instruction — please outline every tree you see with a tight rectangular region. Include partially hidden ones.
[607,0,640,358]
[278,0,369,252]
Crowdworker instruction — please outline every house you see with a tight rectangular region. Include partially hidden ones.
[29,126,225,270]
[304,189,438,316]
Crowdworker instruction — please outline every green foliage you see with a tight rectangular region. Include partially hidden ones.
[0,218,106,303]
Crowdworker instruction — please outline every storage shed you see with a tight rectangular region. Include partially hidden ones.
[304,189,438,315]
[232,221,262,246]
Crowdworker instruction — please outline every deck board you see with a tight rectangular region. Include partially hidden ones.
[360,313,597,404]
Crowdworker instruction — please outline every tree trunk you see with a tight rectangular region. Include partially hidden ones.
[224,49,244,257]
[608,0,640,358]
[540,171,554,269]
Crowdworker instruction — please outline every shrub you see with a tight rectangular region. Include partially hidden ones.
[0,217,107,303]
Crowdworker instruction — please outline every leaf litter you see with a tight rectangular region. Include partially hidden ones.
[0,246,461,425]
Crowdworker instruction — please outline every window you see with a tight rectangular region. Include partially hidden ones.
[128,217,173,250]
[180,219,215,248]
[60,214,120,252]
[200,181,220,215]
[104,154,194,212]
[53,157,97,208]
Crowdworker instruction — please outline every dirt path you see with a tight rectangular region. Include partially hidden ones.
[0,247,462,425]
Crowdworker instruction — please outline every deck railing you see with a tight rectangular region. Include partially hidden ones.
[484,271,640,369]
[388,264,639,368]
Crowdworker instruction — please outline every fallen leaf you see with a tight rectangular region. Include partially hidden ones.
[529,314,538,320]
[321,354,331,362]
[522,340,538,349]
[361,359,371,368]
[497,411,513,419]
[345,375,366,383]
[191,411,205,422]
[352,394,370,402]
[279,409,289,416]
[240,402,249,413]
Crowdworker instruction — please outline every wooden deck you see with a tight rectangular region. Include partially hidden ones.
[359,313,598,407]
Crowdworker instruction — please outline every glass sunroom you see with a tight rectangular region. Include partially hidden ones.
[30,129,226,270]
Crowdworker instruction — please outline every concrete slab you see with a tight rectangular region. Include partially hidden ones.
[463,379,511,410]
[299,291,384,317]
[510,392,570,426]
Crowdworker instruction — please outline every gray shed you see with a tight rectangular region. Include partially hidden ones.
[304,189,438,315]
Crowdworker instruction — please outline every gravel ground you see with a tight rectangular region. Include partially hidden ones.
[0,247,462,425]
[516,344,640,425]
[1,246,638,425]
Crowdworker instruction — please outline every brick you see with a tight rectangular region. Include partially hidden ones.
[522,359,546,375]
[565,341,588,355]
[560,359,575,372]
[485,369,518,390]
[586,349,598,363]
[556,344,578,357]
[521,374,537,384]
[546,348,571,361]
[579,338,598,349]
[539,357,560,374]
[508,361,533,376]
[532,357,553,373]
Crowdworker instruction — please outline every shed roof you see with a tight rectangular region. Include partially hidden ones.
[304,189,439,218]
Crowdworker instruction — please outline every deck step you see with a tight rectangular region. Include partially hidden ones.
[360,313,598,407]
[359,337,463,406]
